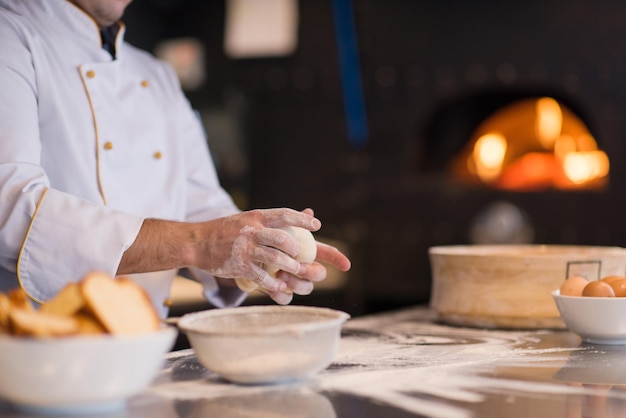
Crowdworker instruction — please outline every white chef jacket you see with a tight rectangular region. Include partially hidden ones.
[0,0,246,317]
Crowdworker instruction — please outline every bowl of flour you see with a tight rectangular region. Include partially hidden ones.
[178,305,350,384]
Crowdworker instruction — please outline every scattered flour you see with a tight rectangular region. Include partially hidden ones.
[151,308,602,418]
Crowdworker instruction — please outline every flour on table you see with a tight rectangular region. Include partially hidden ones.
[152,308,591,418]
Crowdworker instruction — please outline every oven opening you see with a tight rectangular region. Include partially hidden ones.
[419,92,610,193]
[450,97,609,191]
[450,97,609,192]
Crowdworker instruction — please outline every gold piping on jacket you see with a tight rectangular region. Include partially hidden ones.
[116,22,126,50]
[78,64,108,205]
[16,188,49,304]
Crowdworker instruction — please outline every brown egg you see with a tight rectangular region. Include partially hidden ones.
[560,276,590,296]
[582,280,616,297]
[601,275,626,284]
[609,278,626,297]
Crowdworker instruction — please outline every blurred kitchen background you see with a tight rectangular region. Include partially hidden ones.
[123,0,626,317]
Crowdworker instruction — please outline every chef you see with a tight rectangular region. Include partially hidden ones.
[0,0,351,317]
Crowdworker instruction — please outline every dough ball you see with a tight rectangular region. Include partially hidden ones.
[235,227,317,292]
[264,226,317,277]
[234,277,260,292]
[283,226,317,264]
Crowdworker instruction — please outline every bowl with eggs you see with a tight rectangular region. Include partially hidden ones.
[429,245,626,329]
[553,275,626,344]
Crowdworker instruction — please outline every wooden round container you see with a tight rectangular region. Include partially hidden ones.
[429,245,626,329]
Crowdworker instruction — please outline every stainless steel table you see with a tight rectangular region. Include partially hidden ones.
[3,306,626,418]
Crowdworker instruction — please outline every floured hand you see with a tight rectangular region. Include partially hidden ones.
[235,225,318,304]
[190,209,321,293]
[119,208,320,294]
[264,240,352,305]
[118,207,351,305]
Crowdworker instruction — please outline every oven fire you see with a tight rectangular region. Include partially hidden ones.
[451,97,610,192]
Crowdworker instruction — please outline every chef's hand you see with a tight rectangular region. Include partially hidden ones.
[190,208,324,294]
[263,208,352,305]
[265,240,352,304]
[119,207,350,305]
[119,208,318,291]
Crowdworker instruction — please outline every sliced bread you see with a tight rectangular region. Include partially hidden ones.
[80,272,161,335]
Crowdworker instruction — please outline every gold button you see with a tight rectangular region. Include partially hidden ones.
[163,298,173,307]
[86,70,95,78]
[153,151,162,159]
[141,80,150,88]
[103,141,113,150]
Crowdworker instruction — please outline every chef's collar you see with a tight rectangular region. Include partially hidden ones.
[100,23,120,59]
[50,0,127,58]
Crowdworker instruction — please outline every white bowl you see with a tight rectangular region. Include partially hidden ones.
[0,326,177,414]
[552,289,626,344]
[429,245,626,329]
[178,305,350,384]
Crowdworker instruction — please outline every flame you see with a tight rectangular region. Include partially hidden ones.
[563,151,610,184]
[472,133,507,182]
[554,134,576,160]
[535,97,562,149]
[453,97,610,191]
[497,152,559,191]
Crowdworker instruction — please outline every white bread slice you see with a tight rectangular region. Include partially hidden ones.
[74,312,107,335]
[2,288,36,334]
[9,308,80,337]
[0,293,10,333]
[1,288,81,337]
[7,288,33,312]
[39,282,85,317]
[80,272,160,335]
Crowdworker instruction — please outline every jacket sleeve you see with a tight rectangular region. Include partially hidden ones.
[16,189,144,302]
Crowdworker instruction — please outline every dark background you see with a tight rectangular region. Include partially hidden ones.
[123,0,626,316]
